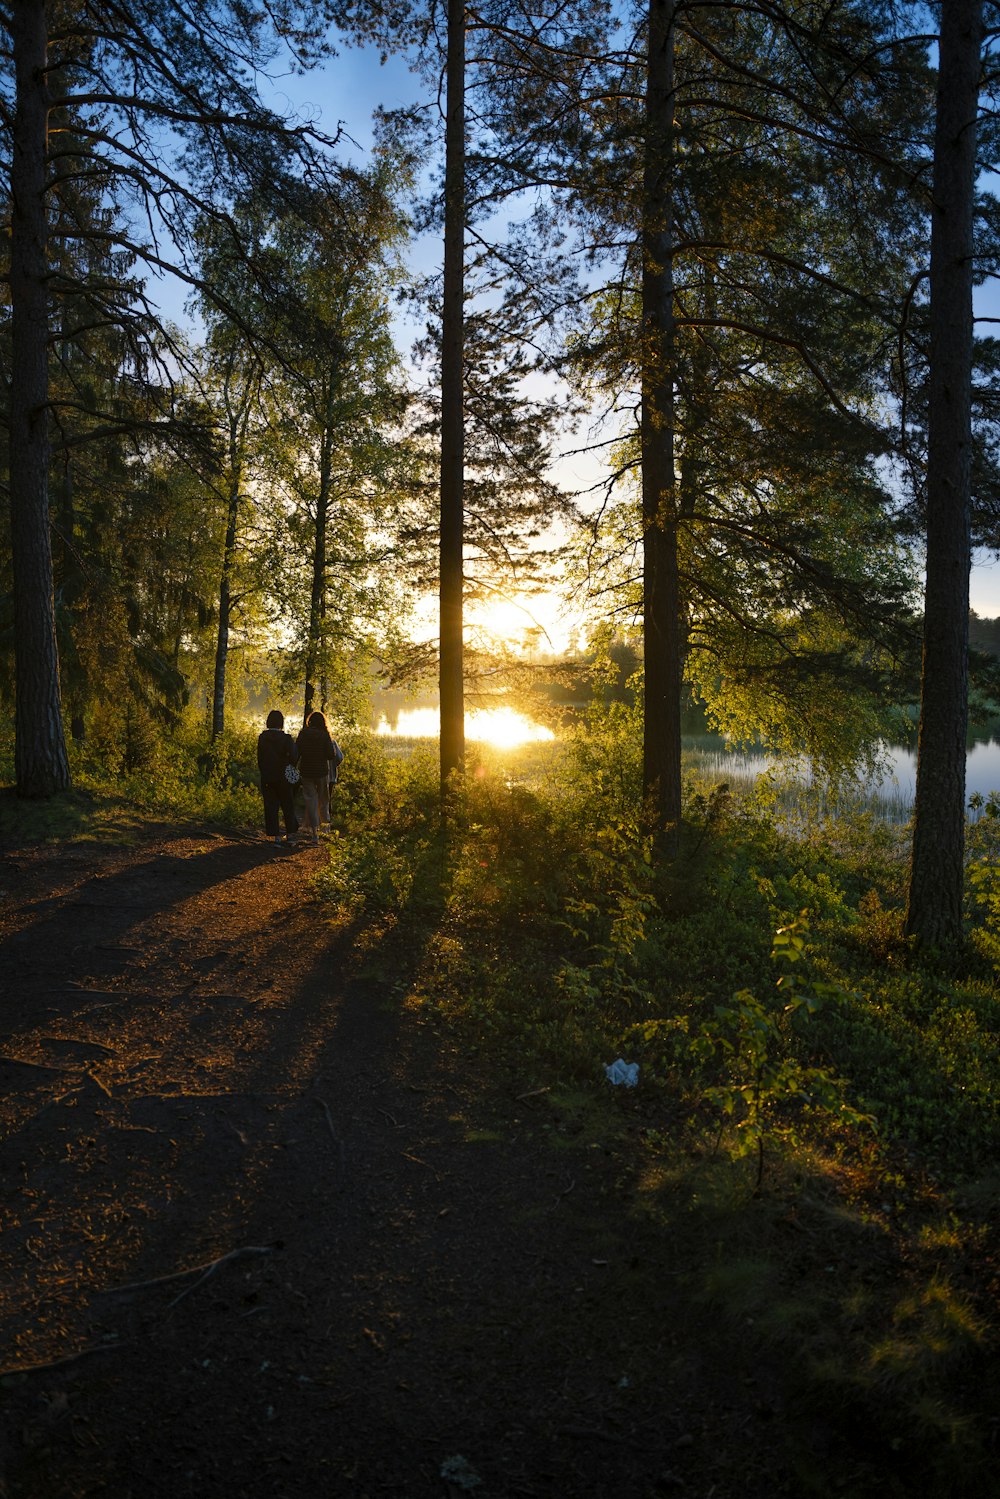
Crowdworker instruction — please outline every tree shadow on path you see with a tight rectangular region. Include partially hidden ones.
[1,827,971,1499]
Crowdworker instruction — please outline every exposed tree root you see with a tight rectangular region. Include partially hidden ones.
[100,1245,275,1310]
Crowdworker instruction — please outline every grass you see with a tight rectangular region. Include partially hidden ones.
[0,719,268,844]
[3,714,1000,1496]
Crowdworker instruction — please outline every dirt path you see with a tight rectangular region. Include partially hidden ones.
[0,827,821,1497]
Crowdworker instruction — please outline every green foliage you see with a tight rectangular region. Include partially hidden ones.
[446,778,577,924]
[552,821,660,1046]
[323,824,425,914]
[966,794,1000,966]
[316,737,440,913]
[4,715,999,1493]
[58,714,261,827]
[630,912,871,1192]
[698,916,871,1189]
[0,712,263,836]
[86,696,161,776]
[332,733,437,831]
[559,695,643,828]
[309,714,1000,1188]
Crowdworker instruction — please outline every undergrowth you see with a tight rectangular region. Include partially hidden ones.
[314,722,1000,1182]
[311,716,1000,1498]
[1,720,282,838]
[3,708,999,1496]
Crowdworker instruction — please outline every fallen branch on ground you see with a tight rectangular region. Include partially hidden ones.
[0,1055,70,1074]
[316,1099,347,1168]
[0,1341,132,1380]
[100,1245,275,1309]
[316,1098,338,1140]
[54,987,121,999]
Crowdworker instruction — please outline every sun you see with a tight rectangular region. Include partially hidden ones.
[375,704,555,747]
[470,591,580,655]
[466,706,555,747]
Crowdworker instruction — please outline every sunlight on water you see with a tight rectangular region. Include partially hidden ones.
[375,705,555,748]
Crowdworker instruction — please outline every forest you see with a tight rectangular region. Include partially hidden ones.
[2,2,1000,1496]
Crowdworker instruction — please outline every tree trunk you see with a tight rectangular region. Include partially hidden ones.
[905,0,982,945]
[304,387,334,724]
[211,461,241,742]
[9,0,70,797]
[212,385,253,741]
[439,0,466,789]
[641,0,681,838]
[56,433,85,740]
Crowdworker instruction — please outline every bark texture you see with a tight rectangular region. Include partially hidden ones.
[439,0,466,788]
[9,0,71,796]
[906,0,982,944]
[304,388,336,725]
[211,452,242,741]
[641,0,681,837]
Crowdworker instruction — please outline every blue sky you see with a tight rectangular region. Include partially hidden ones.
[262,43,428,158]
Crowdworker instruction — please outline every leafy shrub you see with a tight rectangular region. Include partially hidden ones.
[332,733,438,830]
[634,915,870,1188]
[560,697,643,830]
[62,715,262,827]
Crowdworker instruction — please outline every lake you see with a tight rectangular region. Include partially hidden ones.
[684,734,1000,821]
[374,703,555,748]
[876,739,1000,803]
[372,699,1000,815]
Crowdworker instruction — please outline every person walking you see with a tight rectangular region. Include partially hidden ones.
[296,710,339,846]
[256,709,299,846]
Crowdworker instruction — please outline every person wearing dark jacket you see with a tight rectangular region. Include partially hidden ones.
[257,709,299,846]
[295,710,339,846]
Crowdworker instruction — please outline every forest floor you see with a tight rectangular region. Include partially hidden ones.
[0,821,995,1498]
